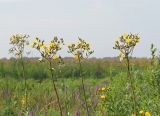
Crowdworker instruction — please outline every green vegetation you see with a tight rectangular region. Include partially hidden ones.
[0,33,159,116]
[0,58,159,115]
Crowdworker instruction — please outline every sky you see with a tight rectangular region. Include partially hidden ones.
[0,0,160,58]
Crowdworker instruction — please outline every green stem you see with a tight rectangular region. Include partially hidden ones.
[49,61,63,116]
[21,56,28,111]
[126,56,136,114]
[78,57,90,116]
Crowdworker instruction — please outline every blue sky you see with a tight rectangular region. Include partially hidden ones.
[0,0,160,58]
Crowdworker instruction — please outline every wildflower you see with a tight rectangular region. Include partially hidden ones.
[100,95,106,99]
[31,43,35,48]
[145,112,150,116]
[73,53,79,59]
[139,110,145,116]
[96,85,101,91]
[122,33,128,38]
[53,55,58,60]
[113,33,141,114]
[43,45,47,49]
[114,39,118,43]
[32,36,64,116]
[126,39,132,43]
[49,41,54,48]
[38,42,43,47]
[67,38,93,116]
[21,98,25,107]
[67,38,94,60]
[46,48,51,53]
[101,87,106,91]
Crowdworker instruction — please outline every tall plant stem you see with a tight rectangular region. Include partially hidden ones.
[126,56,136,114]
[21,56,28,111]
[49,61,63,116]
[78,57,90,116]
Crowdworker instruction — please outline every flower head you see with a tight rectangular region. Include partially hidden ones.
[9,34,29,59]
[101,87,106,91]
[145,112,150,116]
[100,95,106,99]
[67,38,94,60]
[139,110,145,116]
[32,36,64,62]
[113,33,140,61]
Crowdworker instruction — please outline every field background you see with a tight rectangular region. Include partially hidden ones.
[0,57,159,116]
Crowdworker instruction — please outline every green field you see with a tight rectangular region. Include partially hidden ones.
[0,58,159,116]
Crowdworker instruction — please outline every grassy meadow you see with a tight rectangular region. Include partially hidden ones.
[0,58,159,116]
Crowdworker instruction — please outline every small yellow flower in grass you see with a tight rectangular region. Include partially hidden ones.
[139,110,145,116]
[101,87,106,91]
[145,112,151,116]
[100,95,106,99]
[53,55,58,60]
[21,96,26,108]
[73,53,78,59]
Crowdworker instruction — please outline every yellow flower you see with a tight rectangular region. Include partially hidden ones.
[46,48,51,53]
[73,53,78,59]
[53,55,58,60]
[122,33,128,38]
[139,110,145,116]
[31,43,35,48]
[101,87,106,91]
[33,39,37,43]
[43,45,47,49]
[49,42,54,48]
[126,39,132,43]
[38,42,43,47]
[21,97,26,107]
[145,112,150,116]
[100,95,106,99]
[75,41,81,45]
[114,39,118,43]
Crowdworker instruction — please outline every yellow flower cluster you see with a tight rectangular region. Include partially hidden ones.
[31,36,64,61]
[100,95,106,99]
[20,95,29,108]
[67,38,94,60]
[9,34,29,59]
[139,110,151,116]
[113,33,140,60]
[96,86,111,100]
